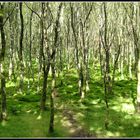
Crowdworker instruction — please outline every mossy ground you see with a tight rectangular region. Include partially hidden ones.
[0,66,140,138]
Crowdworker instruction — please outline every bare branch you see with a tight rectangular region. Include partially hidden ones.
[24,2,41,20]
[83,4,92,27]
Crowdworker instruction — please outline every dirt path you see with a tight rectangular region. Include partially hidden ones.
[62,108,96,138]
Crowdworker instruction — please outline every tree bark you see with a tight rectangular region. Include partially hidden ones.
[19,2,24,92]
[8,8,14,80]
[0,3,7,121]
[40,3,63,111]
[137,59,140,113]
[49,59,55,133]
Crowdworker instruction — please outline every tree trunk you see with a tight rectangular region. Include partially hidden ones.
[59,37,63,86]
[66,18,70,71]
[40,63,50,111]
[8,11,14,80]
[129,44,132,80]
[19,3,24,92]
[0,3,7,121]
[27,10,33,90]
[103,2,110,130]
[40,2,62,111]
[112,45,120,86]
[49,60,55,133]
[0,64,6,121]
[137,59,140,113]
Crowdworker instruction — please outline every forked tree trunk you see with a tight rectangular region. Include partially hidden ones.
[40,3,62,112]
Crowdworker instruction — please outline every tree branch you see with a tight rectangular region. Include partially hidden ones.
[83,4,92,27]
[2,4,16,27]
[24,2,41,20]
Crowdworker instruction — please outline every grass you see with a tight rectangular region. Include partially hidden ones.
[0,66,140,138]
[0,112,49,137]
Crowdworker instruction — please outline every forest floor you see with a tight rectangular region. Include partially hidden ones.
[0,68,140,138]
[62,107,95,137]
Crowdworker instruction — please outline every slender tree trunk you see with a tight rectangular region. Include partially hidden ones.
[40,65,50,111]
[49,59,55,133]
[103,3,110,130]
[40,2,48,111]
[66,19,70,71]
[59,37,63,86]
[0,64,6,121]
[0,3,7,121]
[40,5,47,110]
[84,31,90,92]
[129,43,132,80]
[70,4,86,98]
[40,2,62,111]
[8,13,14,80]
[137,59,140,113]
[19,3,24,92]
[112,45,120,86]
[120,46,124,80]
[79,62,84,98]
[13,4,19,82]
[99,35,103,78]
[27,10,33,91]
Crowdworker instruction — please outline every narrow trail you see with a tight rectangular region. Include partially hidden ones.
[62,108,96,138]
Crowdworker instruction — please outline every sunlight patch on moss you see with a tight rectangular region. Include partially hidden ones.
[133,123,139,127]
[1,120,7,127]
[75,112,84,118]
[6,81,15,88]
[69,128,75,133]
[121,103,135,114]
[90,126,102,132]
[68,85,73,88]
[110,106,121,112]
[106,131,122,137]
[124,114,134,120]
[90,127,94,131]
[26,110,32,113]
[13,93,18,97]
[62,120,72,127]
[91,100,99,105]
[36,115,42,120]
[33,111,37,115]
[79,103,88,110]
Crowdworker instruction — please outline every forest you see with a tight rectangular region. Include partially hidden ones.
[0,1,140,138]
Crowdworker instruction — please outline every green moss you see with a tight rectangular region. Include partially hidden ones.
[16,94,40,102]
[0,64,140,137]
